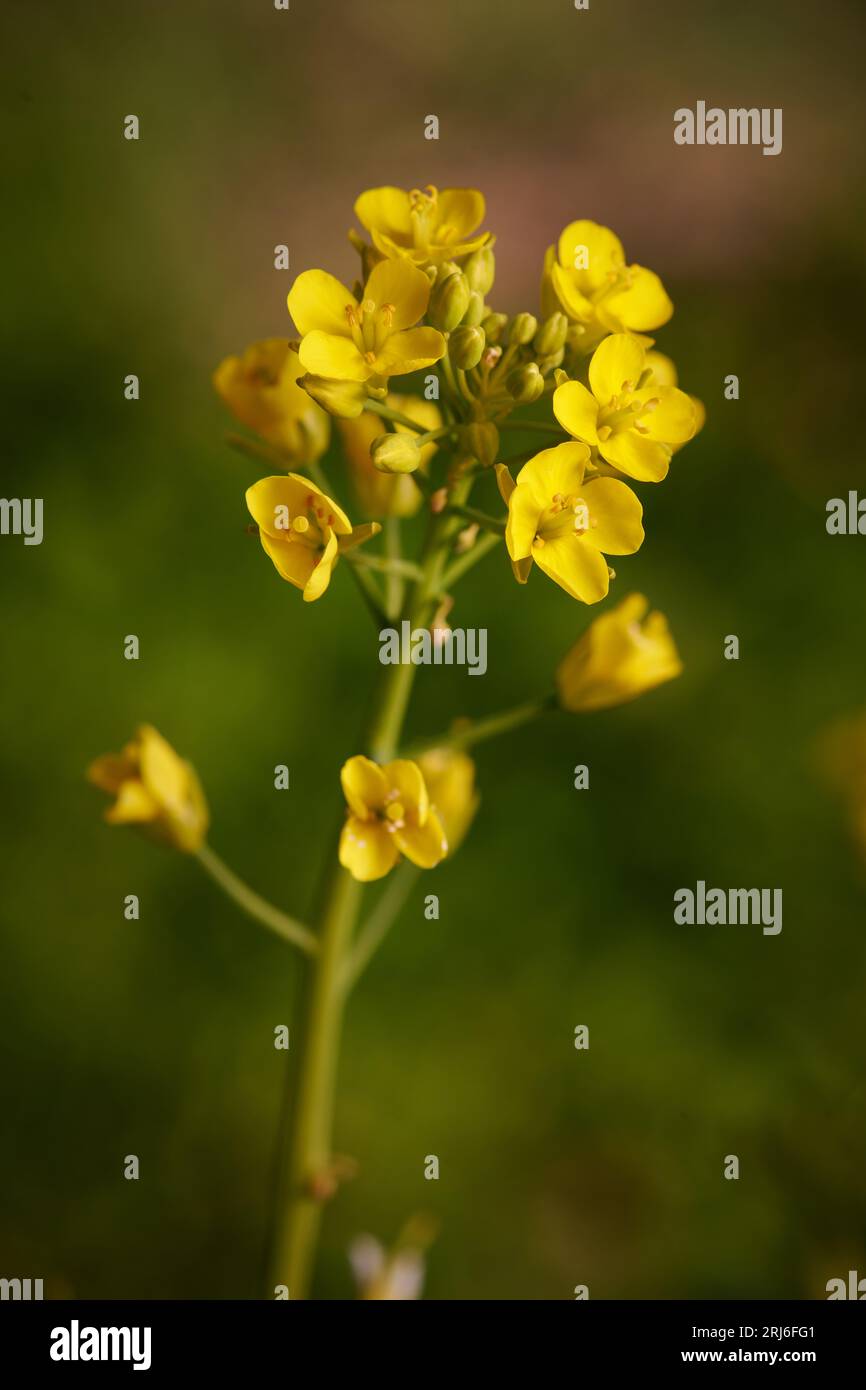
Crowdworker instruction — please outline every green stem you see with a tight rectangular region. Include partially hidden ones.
[383,516,403,620]
[196,844,317,955]
[439,530,501,590]
[346,550,423,584]
[407,694,556,757]
[363,399,435,434]
[446,504,506,535]
[339,862,420,995]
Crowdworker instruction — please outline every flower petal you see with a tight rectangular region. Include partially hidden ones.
[139,724,191,813]
[506,484,542,561]
[365,259,431,330]
[598,265,673,333]
[288,270,357,337]
[517,442,589,504]
[339,815,400,882]
[299,331,370,382]
[599,430,671,483]
[582,478,645,555]
[436,188,485,239]
[385,759,429,822]
[588,333,646,404]
[550,263,595,322]
[286,472,352,534]
[395,808,448,869]
[302,527,338,602]
[632,386,696,444]
[104,777,160,825]
[354,186,413,239]
[373,327,446,376]
[557,220,625,291]
[341,755,389,818]
[259,530,318,589]
[532,535,610,604]
[553,380,599,444]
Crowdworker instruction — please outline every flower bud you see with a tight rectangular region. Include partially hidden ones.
[462,291,485,328]
[301,374,368,419]
[534,311,569,357]
[370,431,422,475]
[481,312,508,345]
[428,272,471,333]
[506,362,544,404]
[556,594,682,713]
[463,245,495,296]
[462,421,499,468]
[449,326,486,371]
[87,725,209,853]
[508,313,538,346]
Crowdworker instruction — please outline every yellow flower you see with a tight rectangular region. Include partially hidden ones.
[339,756,448,882]
[644,350,706,449]
[556,593,683,712]
[87,725,209,852]
[496,441,644,604]
[544,220,673,351]
[339,394,442,518]
[212,340,329,462]
[354,184,490,265]
[245,474,379,601]
[553,334,697,483]
[417,746,479,853]
[288,260,445,387]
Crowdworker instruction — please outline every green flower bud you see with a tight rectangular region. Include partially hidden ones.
[506,363,545,404]
[428,272,471,333]
[370,431,422,475]
[481,312,508,344]
[462,421,499,468]
[463,245,495,296]
[300,375,368,419]
[450,325,486,371]
[462,290,485,327]
[534,311,569,357]
[436,260,462,283]
[537,346,565,373]
[508,313,538,346]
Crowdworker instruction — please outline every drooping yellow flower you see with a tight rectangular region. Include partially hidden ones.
[556,594,682,712]
[339,756,447,882]
[417,746,479,853]
[288,260,445,387]
[339,394,442,518]
[245,474,379,601]
[354,185,490,266]
[643,350,706,449]
[553,334,697,483]
[544,220,672,352]
[212,340,329,462]
[496,442,644,604]
[87,725,209,852]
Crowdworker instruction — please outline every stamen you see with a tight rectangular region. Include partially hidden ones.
[291,516,310,535]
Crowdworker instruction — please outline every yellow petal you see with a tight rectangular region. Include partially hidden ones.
[633,386,696,444]
[532,535,610,604]
[506,484,542,561]
[495,463,516,505]
[286,472,351,534]
[139,724,191,814]
[259,529,318,589]
[384,759,429,822]
[288,270,357,337]
[550,262,595,322]
[299,331,370,382]
[582,478,644,555]
[104,778,160,825]
[365,260,431,330]
[588,333,646,404]
[373,327,446,377]
[87,751,138,794]
[557,220,624,290]
[395,808,448,869]
[556,592,682,712]
[339,815,400,882]
[518,442,589,504]
[341,755,389,818]
[598,430,670,483]
[302,527,338,602]
[598,265,673,334]
[436,188,485,239]
[553,380,599,444]
[354,186,413,239]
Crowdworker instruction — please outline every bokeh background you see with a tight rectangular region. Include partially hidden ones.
[2,0,866,1299]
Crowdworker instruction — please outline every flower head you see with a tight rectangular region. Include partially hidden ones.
[87,725,208,852]
[496,441,644,604]
[212,340,329,462]
[354,184,490,266]
[417,746,479,854]
[246,474,379,601]
[339,394,442,518]
[288,260,445,388]
[339,756,447,882]
[553,334,697,483]
[556,594,682,712]
[544,220,672,352]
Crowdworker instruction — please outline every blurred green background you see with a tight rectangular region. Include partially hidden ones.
[2,0,866,1299]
